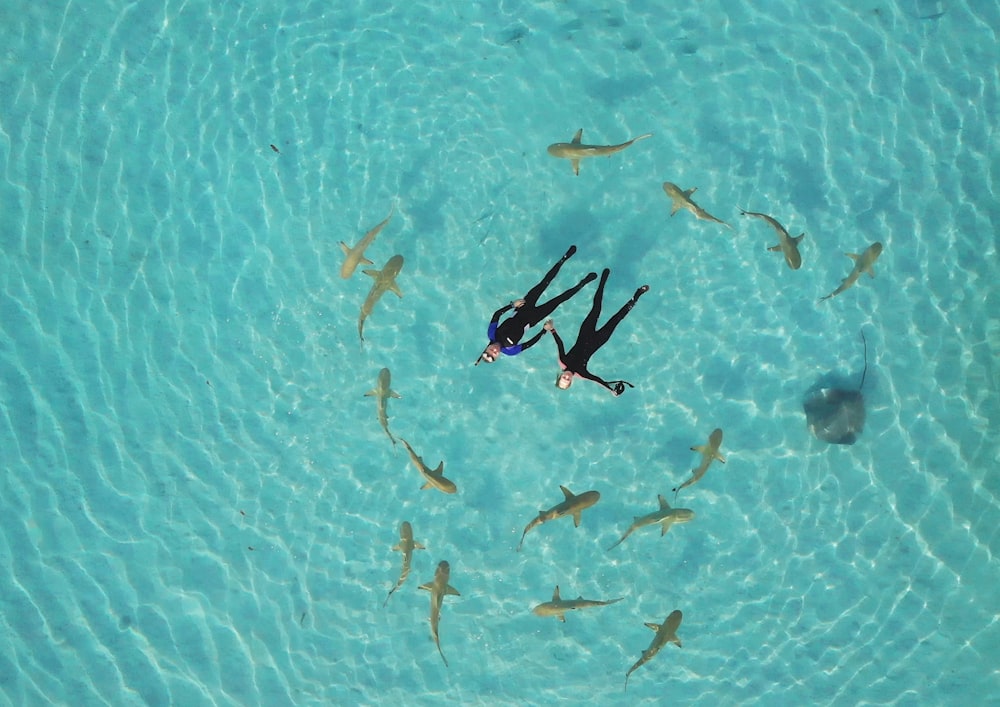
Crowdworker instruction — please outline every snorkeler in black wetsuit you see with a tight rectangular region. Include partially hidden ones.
[476,245,597,365]
[544,268,648,395]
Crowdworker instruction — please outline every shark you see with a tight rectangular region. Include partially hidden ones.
[672,428,725,500]
[340,204,395,279]
[547,129,653,175]
[365,367,401,447]
[517,485,600,551]
[625,610,683,692]
[820,242,883,301]
[532,585,624,622]
[383,521,425,607]
[606,495,694,551]
[662,182,731,228]
[358,254,404,341]
[418,560,460,667]
[740,209,804,270]
[399,438,457,494]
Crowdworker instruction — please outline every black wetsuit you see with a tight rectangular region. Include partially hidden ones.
[488,246,596,356]
[550,268,647,395]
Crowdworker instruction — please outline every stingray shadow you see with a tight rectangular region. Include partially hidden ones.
[803,333,870,446]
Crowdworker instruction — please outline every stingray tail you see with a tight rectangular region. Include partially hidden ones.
[859,330,868,390]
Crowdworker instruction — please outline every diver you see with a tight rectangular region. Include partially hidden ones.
[476,245,596,364]
[544,268,647,395]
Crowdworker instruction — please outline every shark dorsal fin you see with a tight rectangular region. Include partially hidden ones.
[559,485,574,500]
[571,129,583,144]
[552,586,561,601]
[657,495,670,510]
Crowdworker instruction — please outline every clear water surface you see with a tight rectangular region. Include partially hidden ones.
[0,0,998,705]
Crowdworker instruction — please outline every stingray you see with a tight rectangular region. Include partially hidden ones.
[803,332,869,445]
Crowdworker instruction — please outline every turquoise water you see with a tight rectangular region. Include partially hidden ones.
[1,0,998,704]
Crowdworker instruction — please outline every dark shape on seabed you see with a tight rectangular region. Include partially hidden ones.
[803,331,870,445]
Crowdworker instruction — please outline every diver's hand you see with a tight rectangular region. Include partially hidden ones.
[543,319,555,332]
[612,382,625,396]
[512,298,525,308]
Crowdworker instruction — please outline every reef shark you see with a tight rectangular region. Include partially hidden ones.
[517,485,600,551]
[740,209,804,270]
[672,428,725,500]
[365,367,401,447]
[358,254,404,341]
[418,560,460,667]
[340,204,394,279]
[662,182,731,228]
[606,495,694,551]
[547,129,653,175]
[532,585,623,622]
[625,610,683,692]
[383,521,425,607]
[820,242,883,301]
[400,438,457,494]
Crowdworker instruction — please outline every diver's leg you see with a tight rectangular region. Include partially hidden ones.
[578,268,610,338]
[522,245,577,305]
[592,285,649,347]
[528,271,598,326]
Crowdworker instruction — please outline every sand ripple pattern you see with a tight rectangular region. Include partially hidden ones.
[0,0,997,705]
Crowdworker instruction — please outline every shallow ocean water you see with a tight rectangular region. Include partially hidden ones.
[0,0,998,705]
